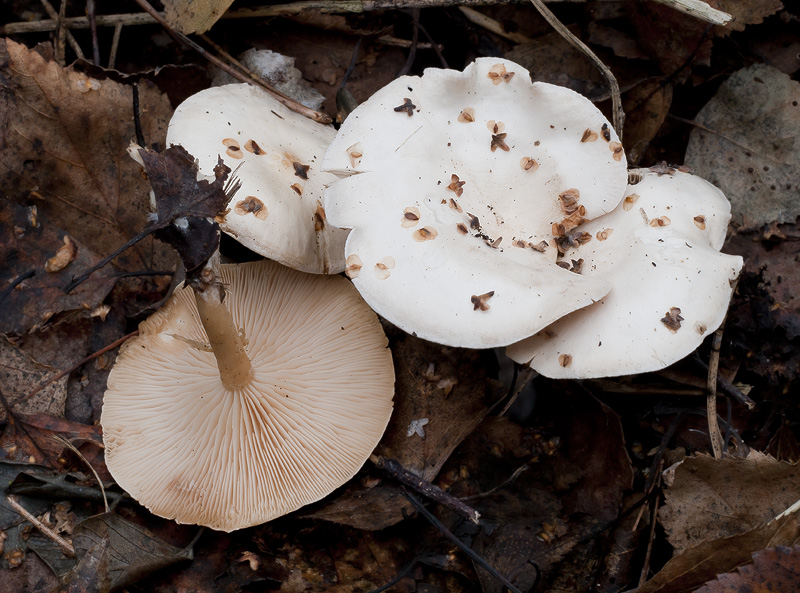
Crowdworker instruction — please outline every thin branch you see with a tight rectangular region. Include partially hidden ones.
[403,489,525,593]
[528,0,625,137]
[7,496,75,558]
[131,0,331,124]
[371,454,481,523]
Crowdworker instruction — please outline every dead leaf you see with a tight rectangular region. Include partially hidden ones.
[0,335,66,424]
[622,79,672,165]
[0,39,176,282]
[659,452,800,555]
[377,335,494,482]
[141,145,234,277]
[0,202,116,335]
[694,545,800,593]
[636,504,800,593]
[708,0,784,33]
[163,0,235,34]
[685,64,800,228]
[61,512,194,592]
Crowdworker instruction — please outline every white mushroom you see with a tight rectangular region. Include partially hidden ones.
[506,169,743,378]
[322,58,628,348]
[102,260,394,531]
[166,84,347,274]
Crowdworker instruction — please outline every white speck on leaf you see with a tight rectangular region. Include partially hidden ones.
[407,418,429,438]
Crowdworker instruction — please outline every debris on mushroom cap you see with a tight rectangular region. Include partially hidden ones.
[321,58,628,348]
[506,169,743,379]
[166,84,347,274]
[101,260,394,531]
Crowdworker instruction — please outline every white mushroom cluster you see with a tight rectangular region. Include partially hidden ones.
[322,58,742,378]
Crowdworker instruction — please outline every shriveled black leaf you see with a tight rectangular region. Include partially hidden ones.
[141,145,237,278]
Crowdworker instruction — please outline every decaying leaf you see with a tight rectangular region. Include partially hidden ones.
[163,0,236,34]
[141,145,235,277]
[660,451,800,555]
[60,512,194,592]
[0,202,116,335]
[637,503,800,593]
[685,64,800,228]
[0,39,176,284]
[0,335,67,424]
[694,545,800,593]
[622,80,672,165]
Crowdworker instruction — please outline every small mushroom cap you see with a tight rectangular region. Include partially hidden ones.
[167,84,347,274]
[506,170,743,378]
[322,58,627,348]
[102,261,394,531]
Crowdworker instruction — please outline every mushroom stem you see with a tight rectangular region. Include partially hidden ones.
[192,262,254,390]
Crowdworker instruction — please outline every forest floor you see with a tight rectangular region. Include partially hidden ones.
[0,0,799,591]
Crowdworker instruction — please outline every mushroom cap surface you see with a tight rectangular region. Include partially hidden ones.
[102,261,394,531]
[167,84,347,274]
[322,58,628,348]
[506,169,743,378]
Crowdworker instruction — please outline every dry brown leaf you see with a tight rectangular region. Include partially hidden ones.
[694,545,800,593]
[622,80,672,165]
[660,452,800,556]
[685,64,800,228]
[0,40,176,279]
[637,505,800,593]
[709,0,783,33]
[163,0,235,34]
[0,335,67,425]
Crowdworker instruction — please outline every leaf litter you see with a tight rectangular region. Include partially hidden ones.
[0,1,800,591]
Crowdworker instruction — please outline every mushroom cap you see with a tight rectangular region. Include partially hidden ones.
[322,58,628,348]
[506,169,743,378]
[101,261,394,531]
[166,84,347,274]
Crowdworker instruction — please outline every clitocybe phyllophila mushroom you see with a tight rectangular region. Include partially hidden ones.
[322,58,629,349]
[167,84,347,274]
[102,260,394,531]
[506,168,743,378]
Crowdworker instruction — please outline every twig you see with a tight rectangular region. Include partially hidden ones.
[40,0,85,63]
[54,435,108,513]
[396,8,420,77]
[706,321,725,458]
[108,22,123,69]
[403,489,525,593]
[497,364,537,416]
[132,83,146,148]
[370,455,481,524]
[131,0,331,124]
[21,331,139,404]
[637,493,660,588]
[459,6,533,44]
[650,0,730,25]
[528,0,625,138]
[87,0,101,65]
[0,270,35,305]
[1,0,524,35]
[6,496,75,557]
[460,464,528,502]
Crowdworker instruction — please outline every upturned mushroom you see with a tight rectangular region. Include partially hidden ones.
[102,260,394,531]
[506,168,743,378]
[322,58,628,348]
[166,84,347,274]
